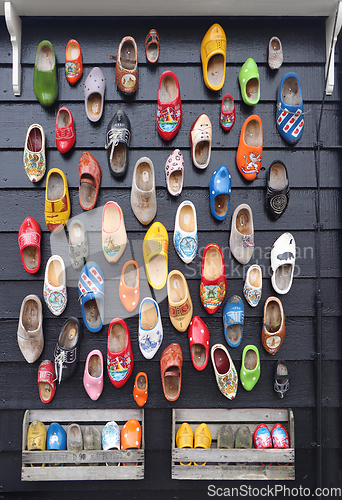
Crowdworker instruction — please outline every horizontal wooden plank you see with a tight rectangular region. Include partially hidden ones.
[25,407,143,424]
[22,449,144,464]
[173,407,290,423]
[172,463,295,480]
[22,464,144,481]
[172,447,294,463]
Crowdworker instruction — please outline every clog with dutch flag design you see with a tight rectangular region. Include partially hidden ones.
[276,72,304,145]
[78,262,104,333]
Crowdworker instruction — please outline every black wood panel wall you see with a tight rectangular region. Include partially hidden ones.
[1,15,342,499]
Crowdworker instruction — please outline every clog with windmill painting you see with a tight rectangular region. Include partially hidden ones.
[200,243,226,314]
[157,70,182,141]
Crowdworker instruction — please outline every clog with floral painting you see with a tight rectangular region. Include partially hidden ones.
[200,243,226,314]
[65,39,83,85]
[220,94,235,131]
[23,124,46,182]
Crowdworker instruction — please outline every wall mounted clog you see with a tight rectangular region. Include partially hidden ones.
[240,344,260,391]
[139,297,163,359]
[84,67,105,122]
[38,360,56,404]
[223,295,244,348]
[160,343,183,401]
[43,255,67,316]
[276,72,304,145]
[266,160,290,219]
[131,156,157,225]
[105,110,131,178]
[18,216,41,274]
[274,360,290,398]
[78,261,104,333]
[83,349,103,401]
[115,36,138,94]
[268,36,283,70]
[78,151,101,210]
[262,296,285,355]
[54,317,81,384]
[270,232,296,294]
[167,270,193,332]
[102,201,127,263]
[17,294,43,363]
[165,148,184,196]
[200,23,226,91]
[65,39,83,84]
[238,57,260,106]
[107,318,133,388]
[68,219,89,270]
[133,372,148,407]
[33,40,58,107]
[190,113,212,169]
[209,165,231,221]
[119,260,139,312]
[236,115,263,181]
[56,107,75,153]
[157,70,182,141]
[211,343,238,400]
[45,168,70,233]
[229,203,254,265]
[176,422,193,465]
[23,124,46,182]
[200,243,226,314]
[243,264,262,307]
[145,29,159,64]
[173,200,198,264]
[143,221,168,289]
[220,94,235,131]
[188,316,209,371]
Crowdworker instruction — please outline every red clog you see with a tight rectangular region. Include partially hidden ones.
[200,243,226,314]
[65,39,83,85]
[38,360,56,404]
[188,316,209,371]
[56,107,75,153]
[18,216,41,273]
[220,94,235,131]
[157,70,182,141]
[160,343,183,401]
[107,318,133,388]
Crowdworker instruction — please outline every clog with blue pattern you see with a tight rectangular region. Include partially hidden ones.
[102,421,120,451]
[209,165,231,221]
[211,343,238,400]
[243,264,262,307]
[139,297,163,359]
[78,262,104,333]
[43,255,67,316]
[223,295,244,347]
[276,73,304,145]
[173,200,198,264]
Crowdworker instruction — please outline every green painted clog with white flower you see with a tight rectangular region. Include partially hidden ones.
[238,58,260,106]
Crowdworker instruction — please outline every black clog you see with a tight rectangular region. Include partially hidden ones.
[266,160,290,219]
[105,110,131,178]
[274,360,290,398]
[54,317,82,383]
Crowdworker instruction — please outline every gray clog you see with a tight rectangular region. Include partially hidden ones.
[84,67,105,122]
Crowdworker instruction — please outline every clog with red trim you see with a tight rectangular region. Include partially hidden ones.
[188,316,209,371]
[18,216,41,274]
[253,423,272,449]
[200,243,226,314]
[38,360,56,403]
[56,107,75,153]
[65,39,83,85]
[220,94,235,131]
[107,318,133,388]
[157,70,182,141]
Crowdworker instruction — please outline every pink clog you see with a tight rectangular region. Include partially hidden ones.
[83,349,104,401]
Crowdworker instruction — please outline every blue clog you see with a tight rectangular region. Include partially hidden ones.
[276,72,304,145]
[223,295,244,347]
[78,261,104,333]
[47,422,67,466]
[209,165,231,221]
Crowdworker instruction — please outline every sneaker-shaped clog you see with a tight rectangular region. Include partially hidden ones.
[23,124,46,182]
[240,344,260,391]
[45,168,70,233]
[43,255,67,316]
[54,317,82,384]
[209,165,231,221]
[17,294,44,363]
[229,203,254,265]
[119,260,140,312]
[223,295,244,348]
[165,149,184,196]
[270,232,296,294]
[131,157,157,225]
[18,216,41,274]
[139,297,163,359]
[143,221,168,289]
[115,36,138,94]
[38,360,56,403]
[243,264,262,307]
[176,422,193,466]
[220,94,235,131]
[173,200,198,264]
[107,318,133,388]
[276,72,304,145]
[145,29,159,64]
[160,343,183,401]
[78,151,101,211]
[200,243,226,314]
[102,201,127,263]
[133,372,148,407]
[56,107,75,154]
[188,316,209,371]
[78,261,104,333]
[239,58,260,106]
[68,219,89,270]
[167,270,193,332]
[65,39,83,85]
[200,23,226,91]
[274,360,290,399]
[105,110,131,178]
[194,423,212,466]
[121,418,142,466]
[262,296,285,355]
[266,160,290,219]
[157,70,182,141]
[236,115,263,181]
[211,344,238,400]
[83,349,103,401]
[190,113,212,169]
[33,40,57,107]
[268,36,283,70]
[84,67,105,122]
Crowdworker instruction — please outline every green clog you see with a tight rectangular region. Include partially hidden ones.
[33,40,58,107]
[240,344,260,391]
[238,58,260,106]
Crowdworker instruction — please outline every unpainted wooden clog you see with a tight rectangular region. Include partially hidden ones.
[45,168,70,233]
[157,70,182,141]
[107,318,133,388]
[160,342,183,401]
[200,243,226,314]
[262,296,285,354]
[143,221,168,289]
[23,124,46,182]
[102,201,127,263]
[115,36,138,94]
[84,67,105,122]
[211,343,238,400]
[200,23,226,91]
[236,115,263,181]
[17,294,44,363]
[65,39,83,84]
[131,156,157,225]
[229,203,254,265]
[67,423,83,452]
[43,255,67,316]
[167,270,193,332]
[18,216,41,273]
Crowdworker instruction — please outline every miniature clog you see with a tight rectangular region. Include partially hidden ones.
[107,318,134,388]
[268,36,283,70]
[160,343,183,401]
[266,160,290,219]
[274,360,290,398]
[236,115,263,181]
[229,203,254,265]
[173,200,198,264]
[47,423,67,452]
[190,113,212,169]
[223,295,244,348]
[145,29,159,63]
[240,344,260,391]
[17,295,44,363]
[33,40,57,107]
[38,360,56,403]
[200,23,226,91]
[78,261,104,333]
[139,297,163,359]
[133,372,148,407]
[157,70,182,141]
[84,67,105,122]
[253,423,272,449]
[68,219,89,270]
[43,255,67,316]
[131,157,157,225]
[220,94,235,131]
[102,421,120,451]
[276,72,304,145]
[262,296,285,355]
[211,344,238,400]
[200,243,226,314]
[188,316,210,371]
[270,232,296,294]
[27,420,47,457]
[143,221,168,289]
[238,58,260,106]
[165,149,184,196]
[115,36,138,94]
[54,317,82,383]
[67,423,83,452]
[45,168,70,233]
[23,124,46,182]
[194,423,212,466]
[102,201,127,263]
[105,110,131,178]
[176,422,193,465]
[243,264,262,307]
[78,151,101,211]
[56,107,75,153]
[18,216,41,273]
[167,270,193,332]
[83,349,103,400]
[65,39,83,84]
[119,260,140,312]
[209,165,231,221]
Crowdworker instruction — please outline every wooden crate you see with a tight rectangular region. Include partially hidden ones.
[22,408,144,481]
[172,408,295,481]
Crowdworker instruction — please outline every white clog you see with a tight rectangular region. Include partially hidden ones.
[43,255,67,316]
[243,264,262,307]
[173,200,198,264]
[102,201,127,263]
[271,232,296,294]
[139,297,163,359]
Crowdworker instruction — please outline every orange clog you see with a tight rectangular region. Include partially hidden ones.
[65,39,83,85]
[119,260,140,312]
[133,372,148,407]
[236,115,263,181]
[121,418,142,466]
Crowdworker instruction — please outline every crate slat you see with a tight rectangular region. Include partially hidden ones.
[172,465,295,481]
[22,465,145,481]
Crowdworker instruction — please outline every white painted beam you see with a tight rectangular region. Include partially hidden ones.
[325,0,342,95]
[4,1,21,96]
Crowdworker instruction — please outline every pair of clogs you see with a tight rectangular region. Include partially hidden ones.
[217,424,252,454]
[262,296,285,355]
[209,165,231,220]
[229,203,254,265]
[165,149,184,196]
[223,295,244,348]
[271,232,296,294]
[173,200,198,264]
[68,219,89,270]
[56,107,75,153]
[102,201,127,263]
[139,297,163,359]
[176,422,212,466]
[236,115,263,181]
[243,264,262,307]
[43,255,67,316]
[23,124,46,182]
[107,318,133,388]
[115,36,138,95]
[133,372,148,407]
[17,294,44,363]
[33,40,58,107]
[78,261,104,333]
[18,216,41,273]
[83,349,103,401]
[44,168,70,233]
[167,270,193,332]
[157,71,182,141]
[200,243,226,314]
[160,343,183,401]
[105,110,131,178]
[190,113,212,169]
[102,419,142,464]
[54,317,81,384]
[131,157,157,225]
[84,67,105,122]
[240,345,260,391]
[119,260,140,312]
[79,151,101,210]
[211,344,238,400]
[143,221,168,290]
[253,423,289,465]
[188,316,210,371]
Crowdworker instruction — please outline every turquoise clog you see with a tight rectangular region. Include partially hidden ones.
[238,58,260,106]
[33,40,58,107]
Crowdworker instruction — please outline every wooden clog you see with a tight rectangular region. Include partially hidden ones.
[78,151,101,211]
[200,243,226,314]
[33,40,57,107]
[145,29,159,63]
[115,36,138,94]
[262,296,285,355]
[167,270,193,332]
[43,255,67,316]
[211,344,238,400]
[188,316,209,371]
[119,260,139,312]
[139,297,163,359]
[143,221,168,290]
[160,342,183,401]
[133,372,148,407]
[45,168,70,233]
[17,295,43,363]
[18,216,41,273]
[238,57,260,106]
[65,39,83,84]
[229,203,254,265]
[56,107,75,153]
[236,115,263,181]
[107,318,133,388]
[84,67,105,122]
[23,124,46,182]
[200,23,226,91]
[131,156,157,225]
[190,113,212,169]
[102,201,127,263]
[157,70,182,141]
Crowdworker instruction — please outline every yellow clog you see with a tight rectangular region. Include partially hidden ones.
[45,168,70,233]
[167,270,193,332]
[27,420,47,467]
[194,423,212,466]
[200,24,226,91]
[176,422,193,466]
[143,221,168,289]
